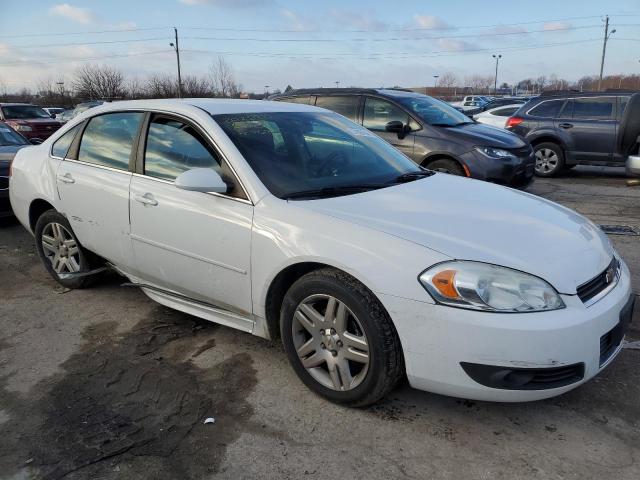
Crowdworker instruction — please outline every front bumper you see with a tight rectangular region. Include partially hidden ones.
[379,259,633,402]
[626,155,640,177]
[461,147,535,188]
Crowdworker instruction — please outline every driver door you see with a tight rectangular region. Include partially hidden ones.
[362,97,417,161]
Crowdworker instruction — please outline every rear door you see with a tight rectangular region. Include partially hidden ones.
[362,97,417,160]
[56,111,144,267]
[555,96,616,162]
[313,95,361,123]
[129,113,254,317]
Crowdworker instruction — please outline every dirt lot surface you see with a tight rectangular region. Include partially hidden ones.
[1,167,639,480]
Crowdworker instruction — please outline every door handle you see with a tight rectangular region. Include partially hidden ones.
[56,173,75,184]
[134,193,158,206]
[558,123,573,129]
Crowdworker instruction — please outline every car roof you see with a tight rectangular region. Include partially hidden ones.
[271,88,420,99]
[86,98,325,115]
[536,90,637,99]
[0,103,39,107]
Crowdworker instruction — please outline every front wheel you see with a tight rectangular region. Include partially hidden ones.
[426,158,466,176]
[280,268,404,407]
[34,209,94,289]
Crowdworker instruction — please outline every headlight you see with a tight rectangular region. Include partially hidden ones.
[475,146,512,158]
[419,261,565,312]
[14,124,32,132]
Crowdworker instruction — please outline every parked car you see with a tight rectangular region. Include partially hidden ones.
[272,88,534,187]
[43,107,65,119]
[473,104,524,129]
[617,93,640,177]
[57,101,105,124]
[480,97,528,112]
[506,91,635,176]
[0,103,62,141]
[10,99,634,406]
[0,122,31,217]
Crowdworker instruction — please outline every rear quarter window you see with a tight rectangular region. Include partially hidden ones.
[527,99,565,118]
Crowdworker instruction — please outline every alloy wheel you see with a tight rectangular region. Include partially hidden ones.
[41,222,81,274]
[535,148,559,174]
[292,294,370,391]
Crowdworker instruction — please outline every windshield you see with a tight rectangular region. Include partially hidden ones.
[0,123,29,146]
[399,96,472,127]
[214,111,422,199]
[1,105,52,120]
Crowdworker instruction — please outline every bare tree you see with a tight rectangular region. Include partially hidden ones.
[210,56,239,98]
[126,77,145,99]
[181,75,212,97]
[145,74,178,98]
[72,64,125,100]
[438,72,458,89]
[464,74,493,93]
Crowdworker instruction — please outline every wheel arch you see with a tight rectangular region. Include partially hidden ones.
[528,134,567,151]
[420,154,469,176]
[28,198,56,233]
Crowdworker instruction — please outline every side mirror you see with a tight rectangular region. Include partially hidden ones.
[385,120,410,139]
[175,168,230,193]
[30,138,44,145]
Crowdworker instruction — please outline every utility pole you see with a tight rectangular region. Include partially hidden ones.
[433,75,439,88]
[169,27,182,98]
[598,16,616,92]
[335,81,340,88]
[492,54,502,94]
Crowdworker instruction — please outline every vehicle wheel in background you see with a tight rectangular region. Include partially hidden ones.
[34,209,94,289]
[280,268,404,407]
[534,142,565,177]
[426,158,466,176]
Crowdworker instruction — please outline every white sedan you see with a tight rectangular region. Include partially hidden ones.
[9,99,634,406]
[473,104,523,128]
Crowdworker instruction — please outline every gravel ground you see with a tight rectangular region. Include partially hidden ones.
[1,167,639,480]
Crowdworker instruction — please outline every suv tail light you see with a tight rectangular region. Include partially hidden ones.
[506,117,523,129]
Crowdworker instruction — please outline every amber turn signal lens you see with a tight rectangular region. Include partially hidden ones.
[431,269,459,299]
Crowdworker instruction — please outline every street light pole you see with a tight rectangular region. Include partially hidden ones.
[492,54,502,94]
[169,27,182,98]
[433,75,439,88]
[335,81,340,88]
[598,16,616,92]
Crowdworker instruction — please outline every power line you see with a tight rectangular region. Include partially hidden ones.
[10,37,172,49]
[0,27,168,39]
[0,50,171,67]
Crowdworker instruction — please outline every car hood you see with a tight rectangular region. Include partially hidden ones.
[300,174,613,294]
[0,145,26,162]
[434,122,526,149]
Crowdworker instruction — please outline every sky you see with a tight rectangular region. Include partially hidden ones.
[0,0,639,94]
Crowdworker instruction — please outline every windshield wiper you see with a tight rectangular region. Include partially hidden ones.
[387,170,435,184]
[283,184,385,200]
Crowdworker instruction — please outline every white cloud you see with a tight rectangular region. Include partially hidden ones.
[328,9,387,31]
[413,15,451,30]
[179,0,273,7]
[543,21,572,32]
[436,38,475,52]
[49,4,95,24]
[281,9,314,32]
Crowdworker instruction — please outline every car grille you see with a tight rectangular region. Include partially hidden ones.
[576,257,619,304]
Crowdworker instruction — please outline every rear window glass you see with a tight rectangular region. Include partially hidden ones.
[528,100,565,118]
[1,105,51,119]
[314,96,360,122]
[78,112,143,170]
[572,97,614,120]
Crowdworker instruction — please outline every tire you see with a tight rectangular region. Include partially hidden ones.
[34,209,94,289]
[280,268,404,407]
[426,158,465,176]
[533,142,565,177]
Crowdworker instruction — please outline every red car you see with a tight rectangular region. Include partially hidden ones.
[0,103,62,141]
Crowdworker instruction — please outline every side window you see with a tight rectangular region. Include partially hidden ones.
[528,100,565,118]
[280,96,310,105]
[572,97,614,120]
[618,96,630,119]
[314,96,360,122]
[78,112,143,170]
[558,99,573,118]
[51,124,80,158]
[144,116,245,199]
[491,107,519,117]
[363,97,409,131]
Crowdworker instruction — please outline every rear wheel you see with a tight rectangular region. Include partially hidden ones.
[34,210,94,289]
[280,268,404,407]
[426,158,466,176]
[534,142,565,177]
